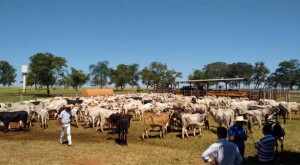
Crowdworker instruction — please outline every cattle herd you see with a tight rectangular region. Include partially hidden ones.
[0,93,299,148]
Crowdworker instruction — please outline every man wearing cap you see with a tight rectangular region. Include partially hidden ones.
[59,104,73,146]
[228,116,248,159]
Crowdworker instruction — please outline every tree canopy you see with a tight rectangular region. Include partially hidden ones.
[109,64,130,90]
[269,59,300,90]
[3,51,300,90]
[225,62,253,87]
[0,60,16,86]
[66,67,89,91]
[140,61,181,89]
[29,53,67,95]
[203,62,227,79]
[89,60,110,88]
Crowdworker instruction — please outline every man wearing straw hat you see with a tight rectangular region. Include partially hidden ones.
[228,116,248,159]
[59,104,73,147]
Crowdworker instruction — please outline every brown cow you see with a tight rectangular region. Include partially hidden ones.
[142,110,173,140]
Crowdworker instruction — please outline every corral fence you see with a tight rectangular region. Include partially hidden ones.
[138,88,300,102]
[1,87,299,103]
[246,89,291,101]
[245,89,300,102]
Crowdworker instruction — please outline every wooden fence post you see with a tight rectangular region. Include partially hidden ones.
[285,90,290,102]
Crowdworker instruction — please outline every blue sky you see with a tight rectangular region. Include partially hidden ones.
[1,0,299,87]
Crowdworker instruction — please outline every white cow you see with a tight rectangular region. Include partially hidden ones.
[209,108,235,128]
[181,113,208,139]
[84,106,102,129]
[136,103,155,121]
[39,108,49,129]
[278,102,300,124]
[71,105,81,127]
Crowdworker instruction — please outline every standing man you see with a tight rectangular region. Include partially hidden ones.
[255,124,276,164]
[228,116,248,159]
[59,104,73,146]
[202,127,243,165]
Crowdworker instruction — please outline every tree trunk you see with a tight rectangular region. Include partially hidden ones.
[47,84,50,95]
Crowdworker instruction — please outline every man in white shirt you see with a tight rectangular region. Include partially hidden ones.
[202,127,243,165]
[59,104,72,146]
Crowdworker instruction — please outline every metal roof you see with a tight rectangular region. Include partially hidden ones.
[176,78,246,83]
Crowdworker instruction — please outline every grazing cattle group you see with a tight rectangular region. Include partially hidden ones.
[0,93,298,149]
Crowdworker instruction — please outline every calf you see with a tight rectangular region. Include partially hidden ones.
[142,111,173,140]
[116,114,132,146]
[108,113,121,134]
[181,112,208,139]
[0,111,30,132]
[39,109,49,129]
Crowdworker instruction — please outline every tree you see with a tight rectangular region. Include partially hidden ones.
[127,64,140,88]
[65,68,88,91]
[266,72,281,89]
[0,60,16,86]
[140,61,181,89]
[109,64,129,90]
[272,59,300,89]
[89,60,110,88]
[225,62,253,88]
[188,69,206,80]
[26,72,38,88]
[252,61,270,89]
[148,62,167,89]
[53,58,68,89]
[140,67,154,89]
[29,53,67,95]
[203,62,227,79]
[161,69,182,88]
[295,68,300,90]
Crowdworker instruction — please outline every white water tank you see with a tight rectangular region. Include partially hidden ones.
[21,65,28,74]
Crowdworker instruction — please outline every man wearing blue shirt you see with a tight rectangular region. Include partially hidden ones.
[255,124,276,164]
[228,116,248,159]
[59,104,73,146]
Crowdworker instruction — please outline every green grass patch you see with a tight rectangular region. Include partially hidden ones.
[0,87,139,102]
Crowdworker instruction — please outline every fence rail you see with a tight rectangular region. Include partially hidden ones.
[1,87,299,103]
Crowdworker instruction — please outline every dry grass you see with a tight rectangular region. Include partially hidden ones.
[1,88,300,164]
[1,114,300,165]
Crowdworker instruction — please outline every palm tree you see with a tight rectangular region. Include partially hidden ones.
[89,60,110,88]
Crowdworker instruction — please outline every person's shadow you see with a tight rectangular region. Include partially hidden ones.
[243,151,300,164]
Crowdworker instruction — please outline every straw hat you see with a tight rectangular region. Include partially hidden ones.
[64,104,72,108]
[234,116,247,122]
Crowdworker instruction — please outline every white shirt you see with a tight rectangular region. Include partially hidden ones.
[59,110,72,124]
[202,138,243,165]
